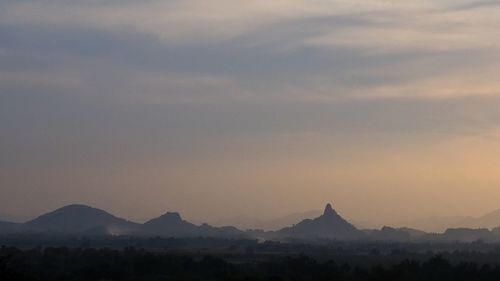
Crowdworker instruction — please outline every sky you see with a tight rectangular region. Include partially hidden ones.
[2,0,500,227]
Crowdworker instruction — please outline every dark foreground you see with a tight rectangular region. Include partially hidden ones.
[3,236,500,280]
[3,247,500,281]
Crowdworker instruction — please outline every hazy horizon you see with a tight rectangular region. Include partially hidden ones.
[2,0,500,228]
[3,201,500,233]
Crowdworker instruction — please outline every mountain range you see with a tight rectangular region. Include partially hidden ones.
[0,203,364,240]
[6,204,246,238]
[4,203,500,243]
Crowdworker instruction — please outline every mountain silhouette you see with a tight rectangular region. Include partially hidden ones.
[141,212,244,238]
[142,212,197,235]
[277,203,364,240]
[24,204,138,234]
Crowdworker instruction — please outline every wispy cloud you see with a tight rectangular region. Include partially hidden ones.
[2,0,500,221]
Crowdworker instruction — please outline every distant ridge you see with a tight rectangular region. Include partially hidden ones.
[396,209,500,232]
[277,203,364,240]
[454,209,500,229]
[211,210,322,231]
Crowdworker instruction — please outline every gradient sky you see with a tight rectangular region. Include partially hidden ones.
[2,0,500,226]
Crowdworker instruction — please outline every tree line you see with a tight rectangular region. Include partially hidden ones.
[2,246,500,281]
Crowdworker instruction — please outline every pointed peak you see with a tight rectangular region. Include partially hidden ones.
[323,203,335,215]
